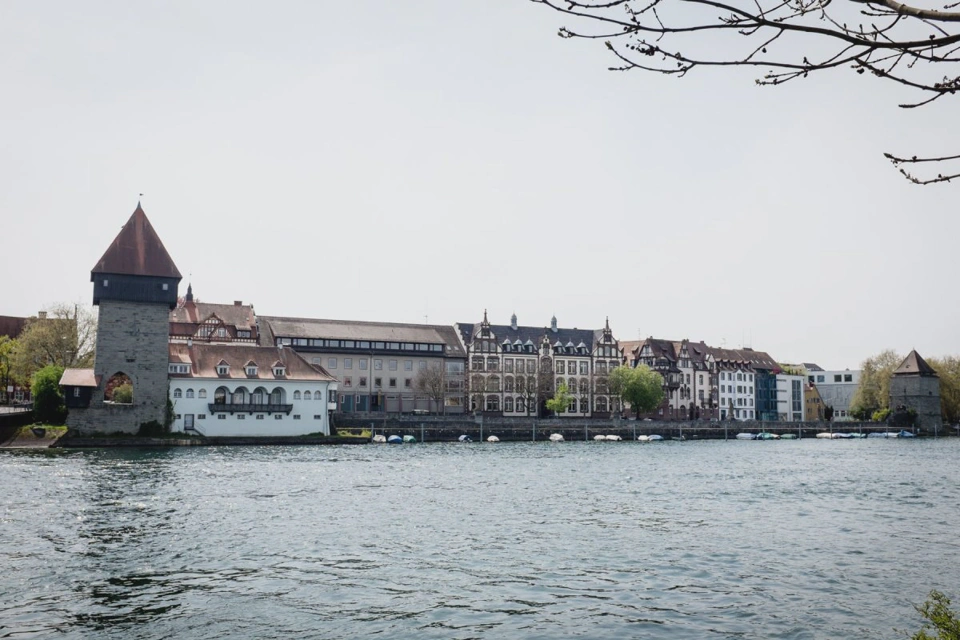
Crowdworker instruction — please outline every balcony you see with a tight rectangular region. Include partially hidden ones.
[208,403,293,415]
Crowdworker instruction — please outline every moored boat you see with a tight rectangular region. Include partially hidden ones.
[549,433,564,442]
[372,434,387,443]
[756,432,780,440]
[486,435,500,443]
[387,435,403,444]
[593,434,607,441]
[780,433,797,440]
[403,435,417,443]
[604,434,622,441]
[458,434,472,442]
[736,433,757,440]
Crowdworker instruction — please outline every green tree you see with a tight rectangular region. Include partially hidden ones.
[928,356,960,424]
[31,364,66,425]
[112,383,133,404]
[546,382,573,414]
[850,350,902,418]
[609,365,664,417]
[12,304,96,384]
[0,336,17,404]
[912,590,960,640]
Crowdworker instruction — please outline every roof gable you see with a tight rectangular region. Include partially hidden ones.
[893,350,938,377]
[92,204,182,278]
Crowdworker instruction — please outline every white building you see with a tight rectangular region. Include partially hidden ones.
[775,373,806,421]
[717,365,755,421]
[805,366,861,420]
[168,343,338,436]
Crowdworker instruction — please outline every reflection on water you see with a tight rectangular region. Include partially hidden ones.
[2,440,959,639]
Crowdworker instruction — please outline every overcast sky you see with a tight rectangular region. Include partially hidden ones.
[2,1,956,370]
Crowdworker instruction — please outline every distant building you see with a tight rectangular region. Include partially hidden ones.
[804,366,860,420]
[455,313,621,417]
[632,338,718,420]
[775,373,806,421]
[62,204,183,433]
[260,316,467,415]
[711,347,780,421]
[167,343,337,436]
[889,350,941,429]
[805,383,825,421]
[169,286,259,345]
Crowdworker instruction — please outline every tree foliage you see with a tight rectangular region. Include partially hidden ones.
[546,382,574,414]
[413,363,447,414]
[531,0,960,184]
[610,365,665,416]
[12,304,96,384]
[850,349,902,417]
[0,336,17,402]
[927,356,960,423]
[31,364,66,425]
[912,590,960,640]
[112,383,133,404]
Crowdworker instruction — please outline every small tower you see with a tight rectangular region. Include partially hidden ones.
[550,315,558,333]
[69,204,181,434]
[889,350,941,430]
[510,312,518,331]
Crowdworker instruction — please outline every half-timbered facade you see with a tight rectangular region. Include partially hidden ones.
[169,286,259,345]
[633,338,719,420]
[455,312,623,418]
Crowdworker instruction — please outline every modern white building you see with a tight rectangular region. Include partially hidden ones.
[775,373,806,421]
[717,366,755,421]
[167,343,338,436]
[805,366,860,420]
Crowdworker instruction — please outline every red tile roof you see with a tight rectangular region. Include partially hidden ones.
[92,204,182,278]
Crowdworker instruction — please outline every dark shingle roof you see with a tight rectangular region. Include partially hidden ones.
[458,321,601,351]
[92,204,182,278]
[0,315,27,339]
[893,350,938,377]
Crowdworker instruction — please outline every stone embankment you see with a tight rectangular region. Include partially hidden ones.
[336,415,937,442]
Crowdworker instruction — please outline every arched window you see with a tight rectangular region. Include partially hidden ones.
[504,376,514,393]
[214,387,228,404]
[486,395,500,412]
[316,390,324,401]
[516,376,526,393]
[198,389,207,399]
[252,387,267,404]
[304,391,312,400]
[596,396,608,412]
[173,388,182,398]
[579,379,589,395]
[270,388,284,404]
[232,387,249,404]
[294,390,302,400]
[487,376,500,392]
[186,389,194,399]
[517,397,526,413]
[596,378,608,394]
[104,372,133,403]
[569,398,577,413]
[504,396,514,412]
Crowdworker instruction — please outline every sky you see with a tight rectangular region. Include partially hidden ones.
[2,0,957,371]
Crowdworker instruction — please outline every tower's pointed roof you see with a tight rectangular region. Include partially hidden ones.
[91,204,181,278]
[893,350,938,377]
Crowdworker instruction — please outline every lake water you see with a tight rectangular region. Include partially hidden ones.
[2,438,959,639]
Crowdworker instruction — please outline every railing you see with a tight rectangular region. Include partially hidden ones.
[207,403,293,415]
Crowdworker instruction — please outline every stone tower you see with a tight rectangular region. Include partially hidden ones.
[889,350,941,431]
[67,204,181,434]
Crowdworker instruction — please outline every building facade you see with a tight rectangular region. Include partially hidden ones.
[167,343,337,436]
[775,373,806,421]
[805,365,860,420]
[259,316,467,415]
[455,313,622,417]
[889,350,941,429]
[632,338,718,420]
[62,204,182,434]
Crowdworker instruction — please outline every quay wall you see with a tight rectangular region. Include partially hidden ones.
[335,415,938,442]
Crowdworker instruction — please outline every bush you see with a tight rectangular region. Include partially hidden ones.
[31,364,66,425]
[137,420,169,437]
[872,408,892,422]
[912,590,960,640]
[112,383,133,404]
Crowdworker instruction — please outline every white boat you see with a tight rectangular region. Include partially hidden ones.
[736,433,756,440]
[637,435,650,442]
[372,434,387,443]
[648,434,664,441]
[898,430,916,438]
[815,432,837,439]
[458,434,472,442]
[549,433,564,442]
[593,434,607,441]
[402,435,417,443]
[486,435,500,443]
[604,434,622,441]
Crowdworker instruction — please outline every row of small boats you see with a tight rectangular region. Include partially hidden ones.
[373,430,917,444]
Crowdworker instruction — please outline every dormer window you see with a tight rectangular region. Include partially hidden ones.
[216,361,230,376]
[246,365,258,376]
[273,367,285,377]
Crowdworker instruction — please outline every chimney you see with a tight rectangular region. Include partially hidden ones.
[38,311,47,319]
[234,300,242,306]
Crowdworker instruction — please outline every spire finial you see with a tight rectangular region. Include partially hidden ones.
[483,308,488,324]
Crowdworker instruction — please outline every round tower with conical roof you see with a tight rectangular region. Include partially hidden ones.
[68,204,181,434]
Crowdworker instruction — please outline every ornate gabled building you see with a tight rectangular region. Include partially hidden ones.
[455,312,622,417]
[62,204,182,433]
[634,338,718,420]
[169,286,259,345]
[889,349,941,429]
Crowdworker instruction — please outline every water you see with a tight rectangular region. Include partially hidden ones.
[2,439,959,639]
